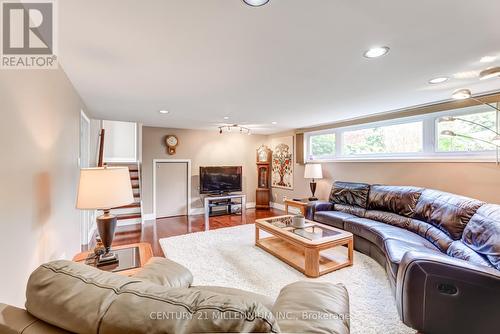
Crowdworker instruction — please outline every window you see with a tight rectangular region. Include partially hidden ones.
[437,110,497,152]
[304,104,498,162]
[308,133,335,160]
[342,121,423,155]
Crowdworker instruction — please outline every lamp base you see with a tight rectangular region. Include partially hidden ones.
[309,181,318,201]
[96,252,119,266]
[96,210,119,265]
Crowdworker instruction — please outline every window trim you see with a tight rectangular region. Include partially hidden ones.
[304,105,498,163]
[307,129,337,161]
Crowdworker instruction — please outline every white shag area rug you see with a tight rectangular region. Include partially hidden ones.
[159,224,415,334]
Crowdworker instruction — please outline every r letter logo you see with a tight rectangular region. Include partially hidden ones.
[1,0,57,69]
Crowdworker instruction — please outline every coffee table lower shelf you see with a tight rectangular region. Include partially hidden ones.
[255,222,353,278]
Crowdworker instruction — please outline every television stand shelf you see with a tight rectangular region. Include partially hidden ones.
[203,194,246,230]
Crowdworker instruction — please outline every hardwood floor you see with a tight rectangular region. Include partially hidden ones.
[113,208,284,257]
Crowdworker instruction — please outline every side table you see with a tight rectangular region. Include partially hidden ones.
[284,198,318,217]
[73,242,153,276]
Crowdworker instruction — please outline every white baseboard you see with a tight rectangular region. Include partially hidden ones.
[117,218,142,227]
[142,213,156,221]
[270,202,301,214]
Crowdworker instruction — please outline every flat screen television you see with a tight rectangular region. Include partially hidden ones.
[200,166,242,194]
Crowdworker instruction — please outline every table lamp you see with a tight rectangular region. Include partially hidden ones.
[76,167,134,265]
[304,163,323,201]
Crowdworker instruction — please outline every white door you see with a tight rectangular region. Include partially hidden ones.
[155,162,189,218]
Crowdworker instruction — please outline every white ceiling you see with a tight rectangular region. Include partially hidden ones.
[59,0,500,134]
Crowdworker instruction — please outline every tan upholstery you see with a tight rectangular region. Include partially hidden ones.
[193,286,275,310]
[272,281,350,334]
[26,260,278,333]
[1,258,350,333]
[132,257,193,287]
[0,304,69,334]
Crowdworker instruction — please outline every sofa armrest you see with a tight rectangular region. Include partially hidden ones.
[272,281,349,334]
[132,257,193,288]
[396,251,500,334]
[0,304,69,334]
[305,200,334,220]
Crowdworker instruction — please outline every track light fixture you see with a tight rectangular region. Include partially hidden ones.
[218,124,251,135]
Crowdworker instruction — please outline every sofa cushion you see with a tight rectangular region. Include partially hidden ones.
[384,239,440,279]
[329,181,370,208]
[461,204,500,270]
[368,185,423,217]
[192,286,274,311]
[334,203,366,217]
[363,210,453,253]
[26,261,279,334]
[272,281,349,334]
[414,189,484,240]
[409,220,454,252]
[365,210,411,229]
[447,241,493,268]
[314,211,356,229]
[344,217,432,251]
[132,257,193,288]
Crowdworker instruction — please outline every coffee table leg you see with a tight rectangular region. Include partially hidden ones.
[348,239,354,265]
[304,248,320,278]
[255,226,260,243]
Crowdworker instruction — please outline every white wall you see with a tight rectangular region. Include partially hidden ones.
[0,68,87,307]
[142,126,268,215]
[103,120,137,162]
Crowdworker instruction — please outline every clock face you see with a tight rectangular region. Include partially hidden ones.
[166,135,178,147]
[258,149,268,162]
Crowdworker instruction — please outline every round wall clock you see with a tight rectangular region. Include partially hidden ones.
[165,135,178,155]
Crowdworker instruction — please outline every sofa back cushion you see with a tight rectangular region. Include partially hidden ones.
[462,204,500,270]
[26,261,279,334]
[330,181,370,208]
[446,241,493,268]
[413,189,483,240]
[368,185,423,217]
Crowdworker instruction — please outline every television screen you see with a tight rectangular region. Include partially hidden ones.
[200,166,242,194]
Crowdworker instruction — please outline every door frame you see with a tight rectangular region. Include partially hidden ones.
[79,109,95,246]
[153,159,192,218]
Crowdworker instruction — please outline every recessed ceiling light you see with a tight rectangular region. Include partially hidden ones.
[271,121,277,125]
[363,46,390,58]
[223,116,230,120]
[480,56,497,63]
[479,66,500,80]
[159,110,169,114]
[243,0,270,7]
[428,77,449,84]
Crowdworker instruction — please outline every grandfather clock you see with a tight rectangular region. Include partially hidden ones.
[256,145,272,209]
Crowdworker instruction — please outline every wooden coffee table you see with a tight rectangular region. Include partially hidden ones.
[255,215,353,277]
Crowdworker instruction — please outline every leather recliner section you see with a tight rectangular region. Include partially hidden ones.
[413,189,484,240]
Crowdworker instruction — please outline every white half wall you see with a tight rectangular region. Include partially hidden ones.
[0,68,87,307]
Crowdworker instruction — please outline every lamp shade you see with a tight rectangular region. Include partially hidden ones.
[304,164,323,179]
[76,167,134,210]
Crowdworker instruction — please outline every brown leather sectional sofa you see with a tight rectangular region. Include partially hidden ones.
[306,181,500,334]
